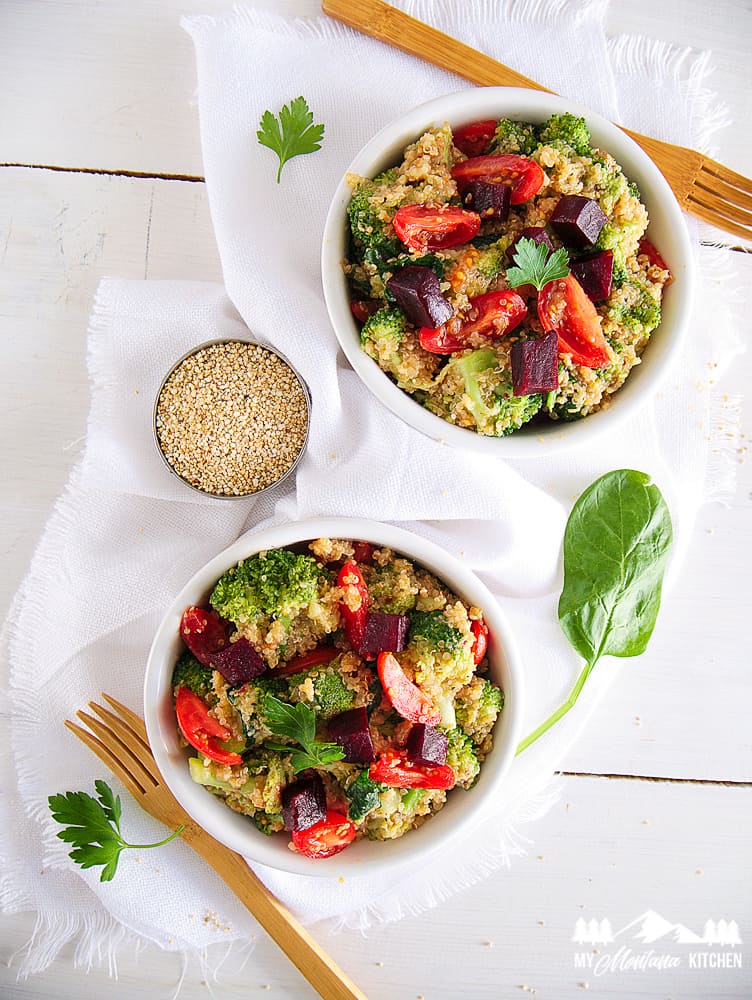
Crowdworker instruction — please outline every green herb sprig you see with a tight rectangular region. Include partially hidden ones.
[506,237,570,291]
[48,780,184,882]
[256,95,325,183]
[517,469,673,755]
[263,695,344,772]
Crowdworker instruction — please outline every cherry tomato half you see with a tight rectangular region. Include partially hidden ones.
[175,687,243,766]
[180,606,229,666]
[392,204,480,253]
[537,275,612,369]
[370,750,456,790]
[419,290,527,355]
[377,651,441,725]
[638,238,671,277]
[453,119,498,157]
[451,155,545,205]
[291,810,357,859]
[275,646,340,678]
[470,618,489,665]
[338,562,370,650]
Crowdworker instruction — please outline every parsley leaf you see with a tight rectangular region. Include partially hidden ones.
[506,238,570,291]
[48,781,184,882]
[263,694,344,773]
[256,95,325,183]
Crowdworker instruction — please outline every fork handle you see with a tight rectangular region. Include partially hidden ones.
[321,0,553,91]
[182,826,368,1000]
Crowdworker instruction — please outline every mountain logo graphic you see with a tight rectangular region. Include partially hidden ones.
[572,910,742,947]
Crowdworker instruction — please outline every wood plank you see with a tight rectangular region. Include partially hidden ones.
[1,775,749,998]
[1,0,750,177]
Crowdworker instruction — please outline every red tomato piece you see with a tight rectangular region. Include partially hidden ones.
[352,541,374,565]
[337,562,370,650]
[291,810,357,859]
[392,205,480,253]
[537,274,612,369]
[470,618,489,665]
[180,606,229,666]
[275,647,340,678]
[377,651,441,725]
[451,155,545,205]
[638,238,671,277]
[369,750,456,790]
[453,119,498,157]
[349,300,379,325]
[175,687,243,766]
[419,290,527,355]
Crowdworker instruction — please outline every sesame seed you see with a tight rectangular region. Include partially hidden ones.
[155,342,308,497]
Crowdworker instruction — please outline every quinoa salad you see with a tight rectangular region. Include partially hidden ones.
[172,538,502,860]
[344,113,672,436]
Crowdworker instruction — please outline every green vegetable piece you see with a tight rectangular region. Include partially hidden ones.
[445,728,480,788]
[360,306,406,349]
[491,118,537,156]
[263,694,345,773]
[517,470,672,754]
[172,651,213,699]
[210,548,324,625]
[188,756,254,793]
[401,787,426,811]
[537,113,592,156]
[254,812,285,836]
[256,95,325,183]
[48,780,184,883]
[507,239,570,292]
[346,771,382,821]
[409,610,464,654]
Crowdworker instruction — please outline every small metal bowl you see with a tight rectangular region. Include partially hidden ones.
[153,338,311,500]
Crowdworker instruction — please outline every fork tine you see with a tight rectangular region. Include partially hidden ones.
[76,710,158,790]
[687,186,752,228]
[65,719,147,798]
[696,174,752,214]
[87,702,155,768]
[101,693,149,743]
[700,159,752,196]
[685,195,752,242]
[91,698,151,753]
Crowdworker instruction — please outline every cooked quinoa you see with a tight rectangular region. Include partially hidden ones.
[171,539,503,856]
[345,113,671,435]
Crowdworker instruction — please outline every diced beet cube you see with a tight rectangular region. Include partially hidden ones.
[209,638,266,686]
[549,195,607,247]
[462,181,511,221]
[511,330,559,396]
[282,775,327,832]
[328,707,375,763]
[571,250,614,302]
[386,266,452,330]
[406,724,448,766]
[507,226,554,261]
[357,612,409,657]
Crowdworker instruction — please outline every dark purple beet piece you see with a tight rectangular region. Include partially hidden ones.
[462,180,511,221]
[209,638,266,686]
[386,266,452,330]
[328,707,375,763]
[549,195,607,247]
[507,226,555,261]
[511,330,559,396]
[281,775,327,832]
[357,612,409,657]
[571,250,614,302]
[406,724,448,766]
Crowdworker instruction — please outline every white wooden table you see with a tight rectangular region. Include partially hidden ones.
[1,2,750,998]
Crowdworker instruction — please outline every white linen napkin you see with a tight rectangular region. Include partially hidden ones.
[1,0,743,977]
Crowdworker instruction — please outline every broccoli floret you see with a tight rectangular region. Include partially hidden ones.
[455,677,504,748]
[537,113,591,156]
[409,610,464,654]
[228,676,290,743]
[445,240,510,300]
[261,753,294,814]
[607,280,661,333]
[360,305,406,357]
[453,348,499,424]
[345,771,382,821]
[491,118,537,156]
[287,661,356,719]
[253,812,285,836]
[368,559,419,614]
[347,182,401,259]
[445,727,480,789]
[627,180,641,200]
[172,652,213,699]
[210,549,324,626]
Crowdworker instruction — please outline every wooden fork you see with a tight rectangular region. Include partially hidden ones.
[322,0,752,243]
[65,694,368,1000]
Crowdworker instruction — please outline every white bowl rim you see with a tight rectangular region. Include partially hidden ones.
[321,86,696,458]
[144,517,524,878]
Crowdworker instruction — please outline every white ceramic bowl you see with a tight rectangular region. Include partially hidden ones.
[321,88,695,457]
[144,518,524,877]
